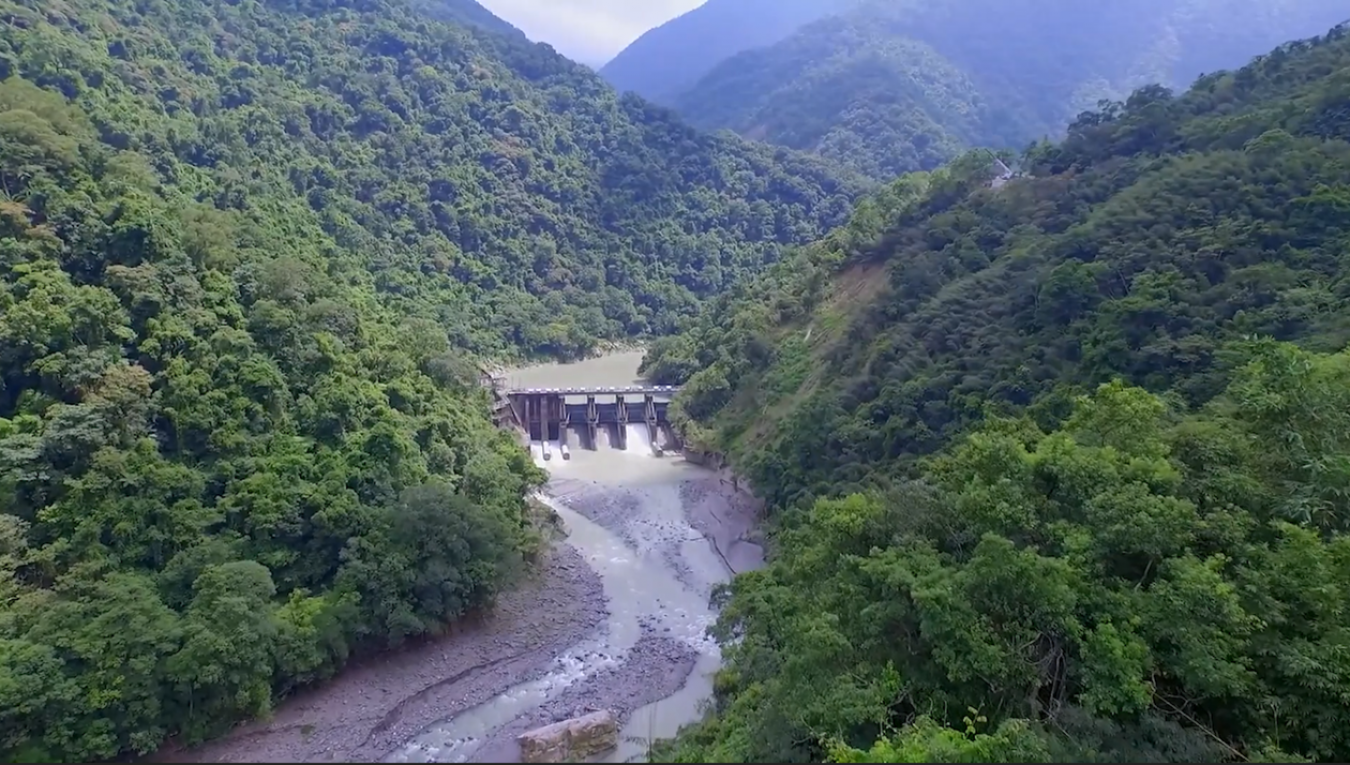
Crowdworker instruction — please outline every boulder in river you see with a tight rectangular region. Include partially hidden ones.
[517,709,618,762]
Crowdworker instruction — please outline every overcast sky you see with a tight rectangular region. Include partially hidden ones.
[477,0,706,66]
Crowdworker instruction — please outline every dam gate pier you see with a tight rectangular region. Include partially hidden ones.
[488,384,682,460]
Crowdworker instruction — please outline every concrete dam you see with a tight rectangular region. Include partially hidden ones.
[489,385,681,460]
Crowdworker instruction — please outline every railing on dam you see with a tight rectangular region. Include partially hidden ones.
[504,385,680,396]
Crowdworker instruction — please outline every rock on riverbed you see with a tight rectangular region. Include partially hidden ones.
[517,709,619,763]
[466,632,700,762]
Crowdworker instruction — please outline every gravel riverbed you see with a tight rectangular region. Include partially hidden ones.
[547,474,765,594]
[160,470,761,763]
[467,631,700,762]
[157,544,606,763]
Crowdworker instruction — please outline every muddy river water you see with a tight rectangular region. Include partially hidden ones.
[169,351,762,763]
[389,351,764,762]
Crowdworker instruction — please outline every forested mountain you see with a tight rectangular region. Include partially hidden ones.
[412,0,526,38]
[7,0,864,361]
[598,0,855,107]
[656,0,1348,180]
[645,22,1350,762]
[0,0,865,758]
[669,2,991,182]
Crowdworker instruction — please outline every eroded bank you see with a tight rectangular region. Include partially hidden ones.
[165,351,763,763]
[393,350,764,763]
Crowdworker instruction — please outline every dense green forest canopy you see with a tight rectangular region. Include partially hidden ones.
[657,0,1347,180]
[0,0,865,759]
[0,70,543,762]
[3,0,864,361]
[646,21,1350,763]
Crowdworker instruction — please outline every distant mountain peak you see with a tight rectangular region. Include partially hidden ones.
[619,0,1350,180]
[598,0,862,105]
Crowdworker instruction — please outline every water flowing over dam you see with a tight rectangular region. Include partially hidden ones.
[495,384,682,459]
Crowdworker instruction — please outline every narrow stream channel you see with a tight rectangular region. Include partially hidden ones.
[385,351,760,763]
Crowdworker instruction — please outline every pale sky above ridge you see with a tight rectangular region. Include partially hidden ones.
[477,0,706,66]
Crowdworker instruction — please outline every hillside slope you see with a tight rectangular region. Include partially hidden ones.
[597,0,856,106]
[669,3,989,181]
[650,16,1350,505]
[0,0,864,759]
[670,0,1349,179]
[644,23,1350,762]
[3,0,865,360]
[413,0,526,38]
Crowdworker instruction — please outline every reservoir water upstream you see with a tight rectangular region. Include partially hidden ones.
[387,351,764,763]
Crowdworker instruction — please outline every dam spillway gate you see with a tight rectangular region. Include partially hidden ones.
[492,385,681,460]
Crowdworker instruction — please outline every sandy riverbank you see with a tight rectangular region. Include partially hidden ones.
[156,544,606,763]
[163,347,764,763]
[157,470,762,763]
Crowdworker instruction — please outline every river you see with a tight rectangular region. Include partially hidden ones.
[162,351,760,764]
[388,350,764,763]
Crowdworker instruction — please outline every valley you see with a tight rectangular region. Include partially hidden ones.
[143,352,762,763]
[4,0,1350,762]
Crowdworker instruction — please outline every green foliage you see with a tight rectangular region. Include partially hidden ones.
[0,0,863,362]
[827,714,1052,763]
[650,22,1350,765]
[0,0,875,756]
[0,69,555,760]
[660,360,1350,762]
[667,0,1348,181]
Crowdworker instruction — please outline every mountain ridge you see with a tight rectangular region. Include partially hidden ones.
[598,0,857,105]
[644,19,1350,762]
[413,0,526,39]
[0,0,863,758]
[621,0,1349,180]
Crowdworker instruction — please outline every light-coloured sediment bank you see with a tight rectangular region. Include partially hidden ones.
[163,351,763,763]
